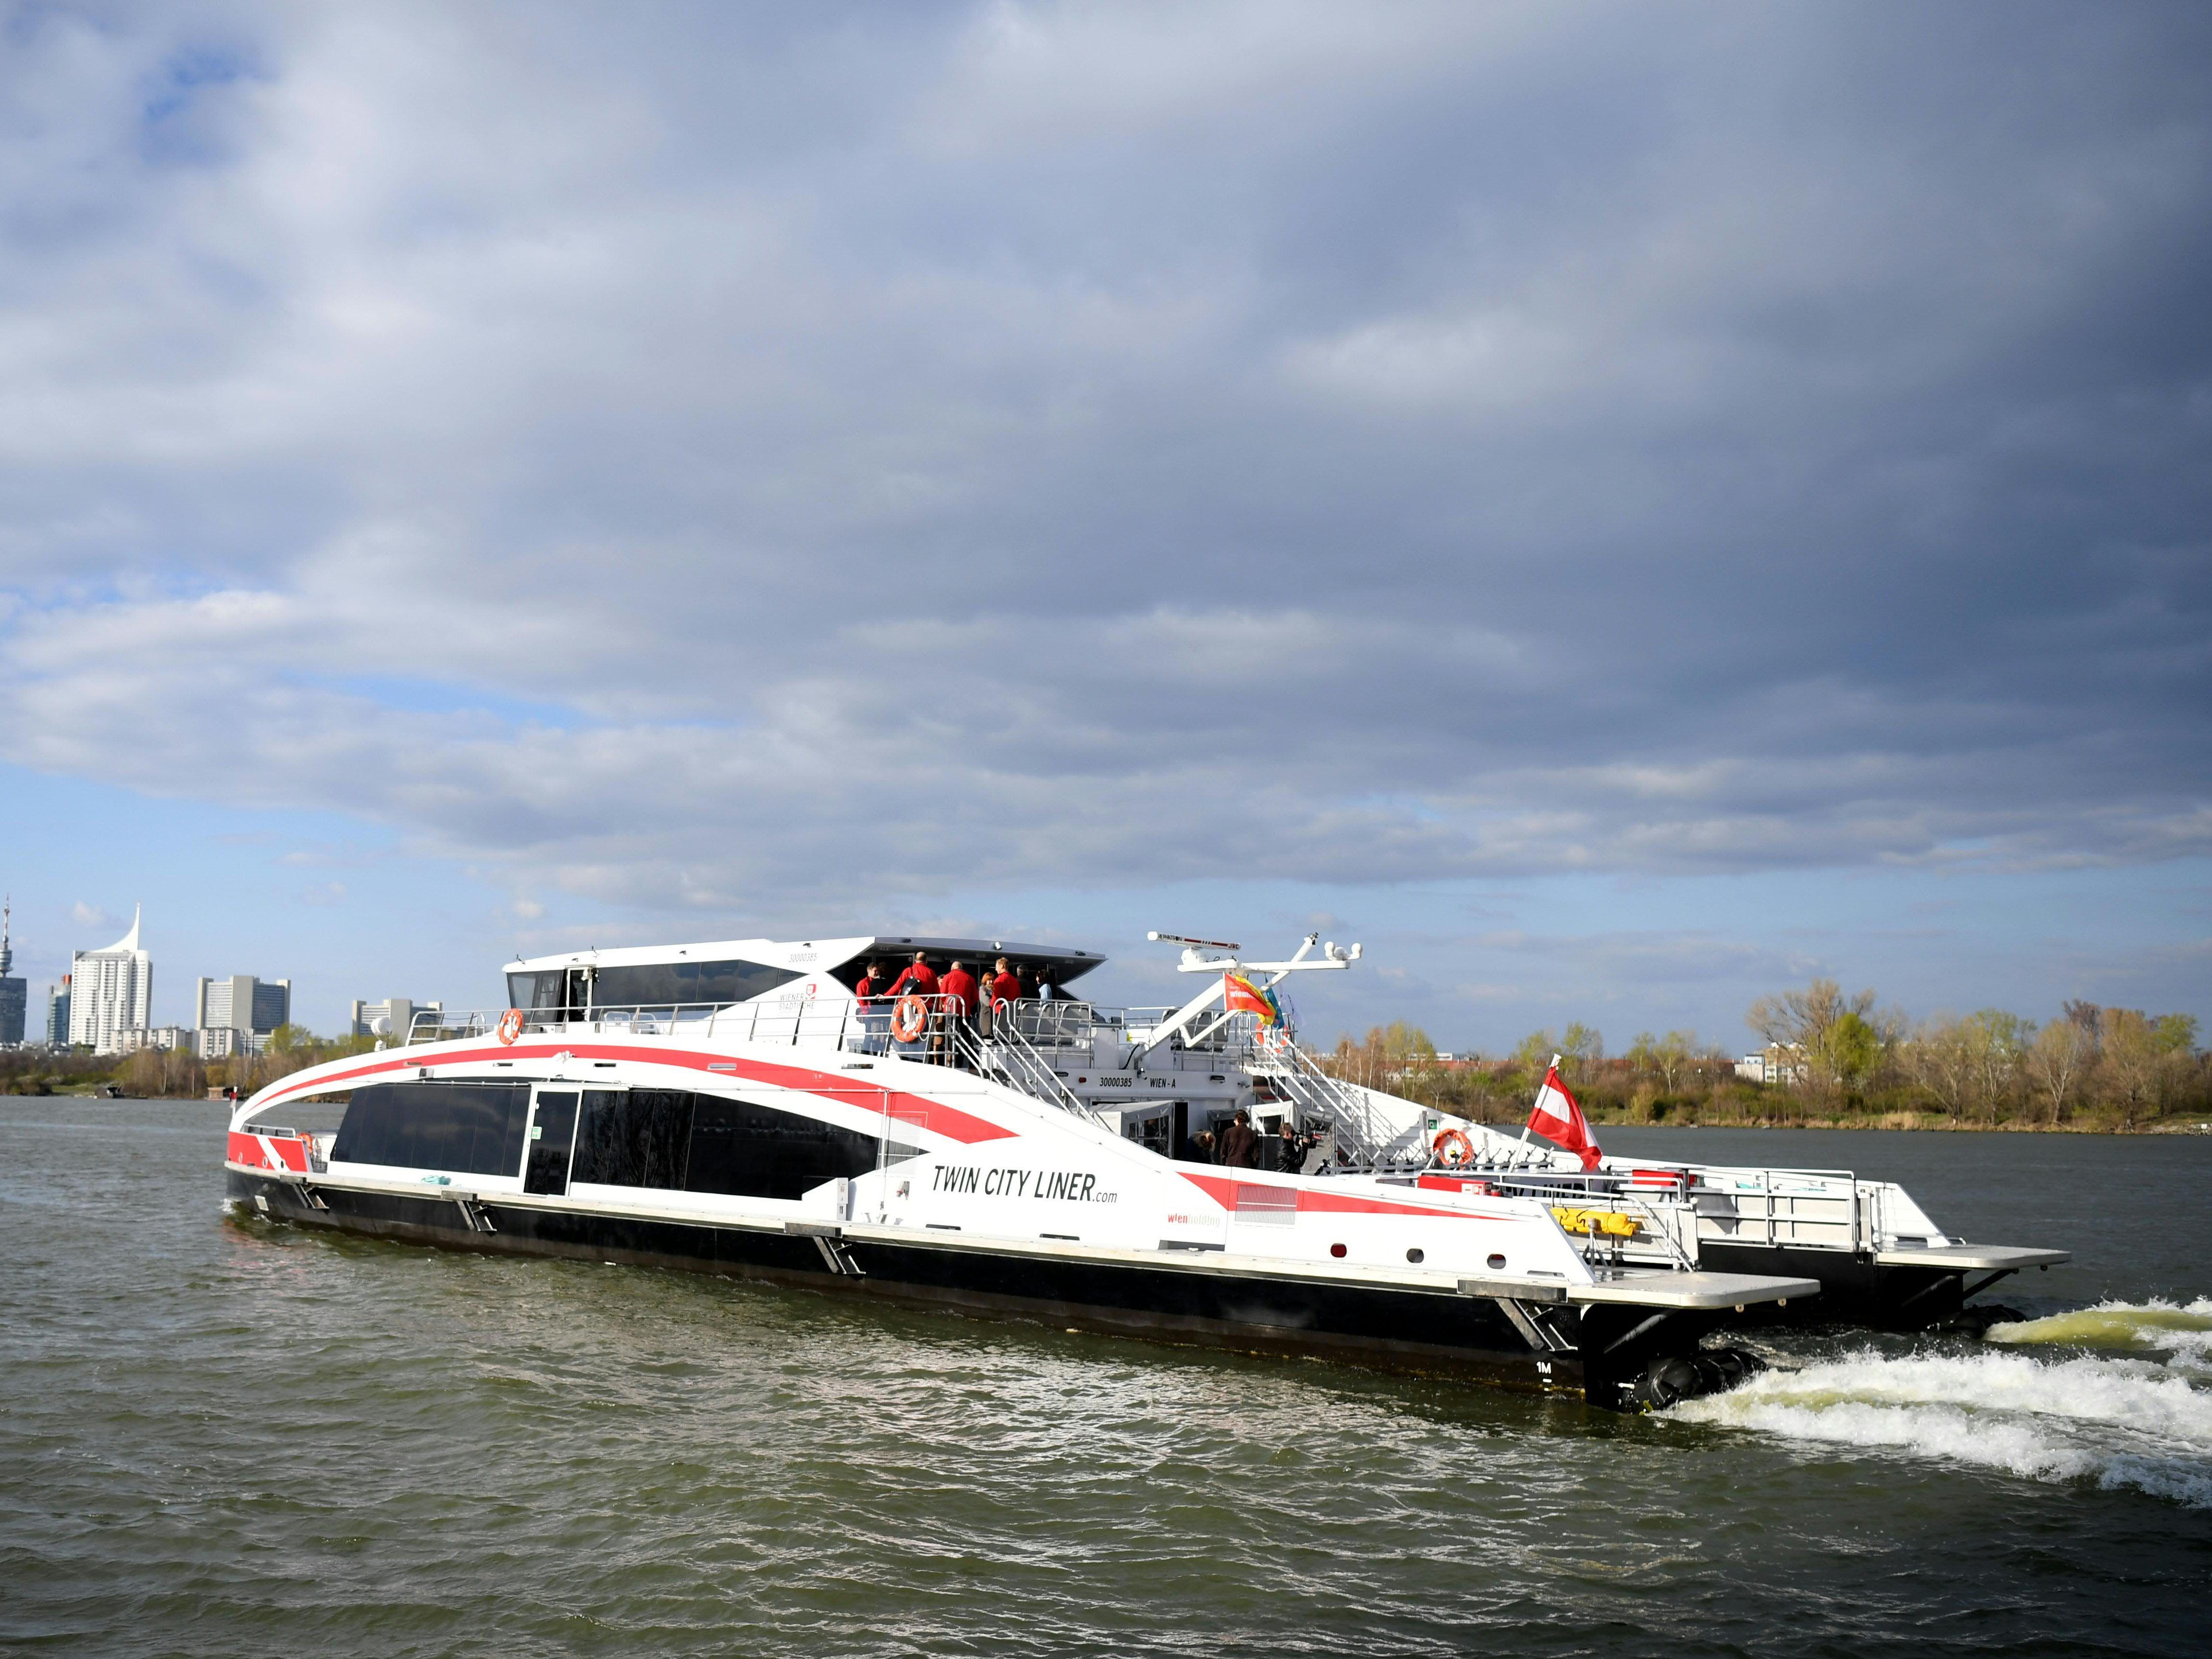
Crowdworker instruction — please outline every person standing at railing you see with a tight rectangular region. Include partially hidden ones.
[989,958,1021,1012]
[888,952,938,999]
[941,960,979,1068]
[854,959,893,1054]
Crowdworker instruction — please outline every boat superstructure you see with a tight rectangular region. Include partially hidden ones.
[963,935,2069,1331]
[226,931,1823,1409]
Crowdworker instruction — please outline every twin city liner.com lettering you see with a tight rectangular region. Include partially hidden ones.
[931,1165,1118,1204]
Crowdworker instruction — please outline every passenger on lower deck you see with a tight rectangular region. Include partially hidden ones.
[940,960,978,1066]
[988,957,1021,1010]
[1218,1109,1259,1170]
[853,960,892,1052]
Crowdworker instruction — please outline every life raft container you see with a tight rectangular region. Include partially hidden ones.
[496,1008,524,1046]
[891,995,930,1044]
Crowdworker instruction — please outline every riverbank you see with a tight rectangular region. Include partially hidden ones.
[1541,1112,2212,1135]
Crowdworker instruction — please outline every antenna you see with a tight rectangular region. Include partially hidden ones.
[1148,931,1242,952]
[0,893,10,978]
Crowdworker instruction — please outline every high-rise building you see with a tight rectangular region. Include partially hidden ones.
[70,907,152,1055]
[194,975,292,1036]
[0,896,25,1046]
[45,976,70,1047]
[195,1026,257,1059]
[350,996,440,1039]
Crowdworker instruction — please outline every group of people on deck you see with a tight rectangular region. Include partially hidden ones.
[853,952,1055,1062]
[1179,1109,1313,1173]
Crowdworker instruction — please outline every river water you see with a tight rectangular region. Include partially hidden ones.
[2,1103,2207,1657]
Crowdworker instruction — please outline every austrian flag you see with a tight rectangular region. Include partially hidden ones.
[1528,1057,1603,1171]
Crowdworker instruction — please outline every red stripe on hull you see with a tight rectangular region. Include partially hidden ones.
[250,1043,1015,1145]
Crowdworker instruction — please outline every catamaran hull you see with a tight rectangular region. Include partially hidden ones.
[224,1168,1739,1408]
[1693,1240,2036,1330]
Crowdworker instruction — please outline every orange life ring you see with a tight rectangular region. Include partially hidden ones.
[1432,1128,1475,1168]
[496,1008,524,1046]
[891,995,930,1044]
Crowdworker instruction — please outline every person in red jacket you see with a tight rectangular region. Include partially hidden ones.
[941,960,978,1017]
[988,957,1022,1009]
[940,960,979,1068]
[852,959,892,1052]
[888,952,938,998]
[887,952,941,1060]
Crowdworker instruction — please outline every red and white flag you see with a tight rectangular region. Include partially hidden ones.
[1527,1057,1602,1171]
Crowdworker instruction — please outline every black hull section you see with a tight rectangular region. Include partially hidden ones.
[1699,1241,1986,1330]
[226,1171,1718,1408]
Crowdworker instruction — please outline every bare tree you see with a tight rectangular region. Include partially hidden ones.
[1906,1014,1972,1119]
[1965,1010,2030,1122]
[2097,1009,2195,1130]
[1559,1022,1604,1085]
[1747,978,1881,1096]
[2027,1017,2092,1124]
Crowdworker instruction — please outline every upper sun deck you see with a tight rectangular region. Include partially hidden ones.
[500,933,1106,1017]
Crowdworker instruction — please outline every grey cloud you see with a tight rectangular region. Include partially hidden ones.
[1,1,2208,920]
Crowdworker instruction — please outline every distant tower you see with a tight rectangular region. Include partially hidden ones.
[0,895,25,1046]
[69,905,152,1054]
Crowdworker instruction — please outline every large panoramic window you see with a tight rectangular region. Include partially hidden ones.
[592,960,803,1008]
[331,1082,532,1177]
[571,1089,695,1190]
[685,1095,880,1201]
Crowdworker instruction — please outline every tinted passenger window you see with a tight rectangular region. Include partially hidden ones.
[331,1082,531,1177]
[571,1089,695,1189]
[686,1095,880,1201]
[592,960,803,1008]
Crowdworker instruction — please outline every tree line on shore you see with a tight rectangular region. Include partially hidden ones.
[1321,980,2209,1132]
[5,980,2204,1133]
[0,1026,375,1098]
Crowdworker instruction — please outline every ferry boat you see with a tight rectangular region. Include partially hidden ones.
[222,932,2057,1407]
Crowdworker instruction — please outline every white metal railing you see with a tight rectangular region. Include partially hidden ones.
[409,995,1116,1127]
[1680,1166,1864,1253]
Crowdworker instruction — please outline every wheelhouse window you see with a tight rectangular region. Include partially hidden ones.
[506,971,571,1012]
[592,960,803,1008]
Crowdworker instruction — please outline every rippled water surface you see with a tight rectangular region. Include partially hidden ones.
[4,1104,2209,1656]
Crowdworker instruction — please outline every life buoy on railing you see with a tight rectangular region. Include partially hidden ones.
[496,1008,524,1046]
[891,995,930,1044]
[1432,1128,1475,1168]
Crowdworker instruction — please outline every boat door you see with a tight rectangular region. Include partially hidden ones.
[523,1086,580,1195]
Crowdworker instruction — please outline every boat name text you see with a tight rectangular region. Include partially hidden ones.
[931,1165,1116,1204]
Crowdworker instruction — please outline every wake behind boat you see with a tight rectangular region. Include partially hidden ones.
[224,932,2062,1408]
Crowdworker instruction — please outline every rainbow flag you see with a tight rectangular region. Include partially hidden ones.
[1222,973,1283,1027]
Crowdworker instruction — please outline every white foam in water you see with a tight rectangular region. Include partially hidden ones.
[1668,1342,2212,1509]
[1988,1298,2212,1374]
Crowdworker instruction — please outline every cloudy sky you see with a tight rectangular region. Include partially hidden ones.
[3,0,2207,1050]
